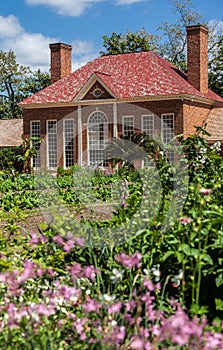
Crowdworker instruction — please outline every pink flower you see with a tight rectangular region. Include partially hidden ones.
[63,240,75,252]
[52,235,64,245]
[143,278,154,291]
[125,300,137,313]
[200,188,211,196]
[82,298,101,313]
[73,237,85,247]
[130,337,145,349]
[29,233,39,245]
[18,260,36,284]
[180,217,191,225]
[82,266,98,281]
[108,302,122,314]
[115,252,142,268]
[59,285,79,301]
[68,263,82,281]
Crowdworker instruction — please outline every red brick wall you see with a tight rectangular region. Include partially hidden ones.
[23,99,217,168]
[23,106,78,168]
[186,25,208,94]
[205,107,223,141]
[49,43,72,84]
[183,101,212,137]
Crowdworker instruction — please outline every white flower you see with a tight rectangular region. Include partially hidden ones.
[211,141,221,152]
[110,320,117,327]
[200,147,207,154]
[144,265,161,282]
[143,269,150,275]
[100,294,116,304]
[171,269,183,287]
[110,268,123,284]
[150,264,161,282]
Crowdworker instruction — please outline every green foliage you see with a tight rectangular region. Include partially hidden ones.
[0,50,29,118]
[100,0,223,96]
[0,148,17,174]
[18,69,51,100]
[100,28,161,56]
[0,131,223,347]
[0,50,50,119]
[17,135,41,173]
[208,32,223,97]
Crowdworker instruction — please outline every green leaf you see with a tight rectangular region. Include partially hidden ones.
[215,273,223,287]
[202,254,213,265]
[161,250,174,261]
[215,298,223,310]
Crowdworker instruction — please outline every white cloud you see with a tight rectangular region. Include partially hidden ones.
[26,0,103,17]
[115,0,145,4]
[0,15,23,38]
[71,40,95,56]
[26,0,146,16]
[71,40,98,70]
[0,15,96,72]
[3,33,54,71]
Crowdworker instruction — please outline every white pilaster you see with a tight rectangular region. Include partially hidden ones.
[78,105,82,166]
[113,102,118,138]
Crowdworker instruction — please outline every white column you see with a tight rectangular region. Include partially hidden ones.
[113,102,118,138]
[78,105,82,166]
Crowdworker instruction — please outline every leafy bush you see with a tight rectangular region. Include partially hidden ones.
[0,130,223,348]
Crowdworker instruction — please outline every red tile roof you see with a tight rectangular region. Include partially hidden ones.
[20,51,223,105]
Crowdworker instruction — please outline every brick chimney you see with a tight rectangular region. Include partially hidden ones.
[186,25,209,94]
[49,43,72,84]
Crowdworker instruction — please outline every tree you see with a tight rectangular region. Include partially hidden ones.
[208,25,223,97]
[100,0,223,97]
[0,50,29,119]
[0,50,50,119]
[100,29,161,56]
[19,69,51,100]
[158,1,223,96]
[157,0,202,71]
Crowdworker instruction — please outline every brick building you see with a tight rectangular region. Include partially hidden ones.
[20,25,223,170]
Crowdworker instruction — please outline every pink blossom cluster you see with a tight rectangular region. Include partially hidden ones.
[115,252,142,268]
[0,258,222,349]
[29,231,85,252]
[52,233,85,252]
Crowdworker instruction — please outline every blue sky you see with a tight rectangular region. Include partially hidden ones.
[0,0,222,72]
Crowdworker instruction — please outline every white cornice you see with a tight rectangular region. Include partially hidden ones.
[20,94,223,109]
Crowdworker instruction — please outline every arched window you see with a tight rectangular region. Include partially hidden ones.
[88,111,108,166]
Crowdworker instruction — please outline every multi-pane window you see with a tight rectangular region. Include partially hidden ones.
[88,111,108,166]
[30,121,40,168]
[64,119,74,168]
[161,114,174,143]
[47,120,57,168]
[142,115,154,137]
[161,114,174,162]
[122,116,134,138]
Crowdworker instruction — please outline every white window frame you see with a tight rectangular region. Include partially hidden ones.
[161,113,174,163]
[122,115,134,138]
[30,120,41,168]
[47,120,58,169]
[161,114,174,143]
[141,114,154,137]
[63,119,74,169]
[88,111,108,167]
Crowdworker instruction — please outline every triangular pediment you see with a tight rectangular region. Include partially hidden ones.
[74,72,116,101]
